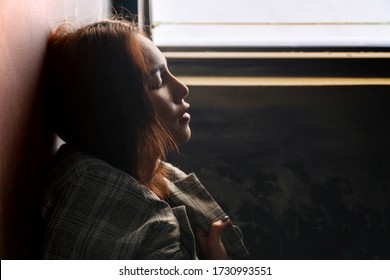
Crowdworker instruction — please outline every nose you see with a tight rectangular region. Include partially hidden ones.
[171,75,189,102]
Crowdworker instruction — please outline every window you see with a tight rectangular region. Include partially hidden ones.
[134,0,390,87]
[150,0,390,48]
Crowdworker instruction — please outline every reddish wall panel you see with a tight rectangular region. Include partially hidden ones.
[0,0,110,259]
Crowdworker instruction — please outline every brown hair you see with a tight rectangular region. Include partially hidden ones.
[44,19,176,199]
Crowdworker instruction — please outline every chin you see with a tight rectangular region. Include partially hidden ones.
[175,128,191,145]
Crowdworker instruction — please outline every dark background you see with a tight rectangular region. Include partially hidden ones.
[169,85,390,259]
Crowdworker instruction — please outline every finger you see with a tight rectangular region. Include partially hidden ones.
[208,217,230,243]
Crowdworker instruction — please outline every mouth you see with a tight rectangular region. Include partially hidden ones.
[179,103,191,122]
[179,112,191,122]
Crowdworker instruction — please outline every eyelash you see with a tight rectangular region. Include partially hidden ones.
[152,72,163,89]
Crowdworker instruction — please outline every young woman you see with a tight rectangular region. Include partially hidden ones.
[41,19,249,259]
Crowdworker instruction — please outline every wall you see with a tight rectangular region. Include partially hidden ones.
[0,0,110,259]
[170,85,390,259]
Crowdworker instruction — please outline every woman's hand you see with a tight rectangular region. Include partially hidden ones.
[195,217,232,260]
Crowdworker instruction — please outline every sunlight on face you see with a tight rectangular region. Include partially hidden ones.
[137,34,191,145]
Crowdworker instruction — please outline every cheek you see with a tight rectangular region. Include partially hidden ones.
[150,92,175,119]
[154,104,171,121]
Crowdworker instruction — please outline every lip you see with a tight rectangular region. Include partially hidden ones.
[179,103,190,122]
[180,112,191,122]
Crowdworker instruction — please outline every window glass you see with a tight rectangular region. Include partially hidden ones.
[151,0,390,47]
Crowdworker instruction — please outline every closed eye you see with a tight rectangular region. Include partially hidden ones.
[151,64,165,75]
[150,64,167,90]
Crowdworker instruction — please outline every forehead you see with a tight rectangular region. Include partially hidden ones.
[136,34,165,67]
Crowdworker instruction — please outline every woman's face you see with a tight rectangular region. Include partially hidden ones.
[138,35,191,145]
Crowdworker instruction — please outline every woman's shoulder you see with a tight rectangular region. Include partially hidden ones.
[42,144,165,219]
[46,144,134,184]
[47,144,145,187]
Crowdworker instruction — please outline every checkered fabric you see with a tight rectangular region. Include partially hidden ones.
[41,145,249,259]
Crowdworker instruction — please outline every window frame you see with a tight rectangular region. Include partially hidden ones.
[135,0,390,85]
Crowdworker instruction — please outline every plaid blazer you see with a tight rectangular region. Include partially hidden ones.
[41,145,250,259]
